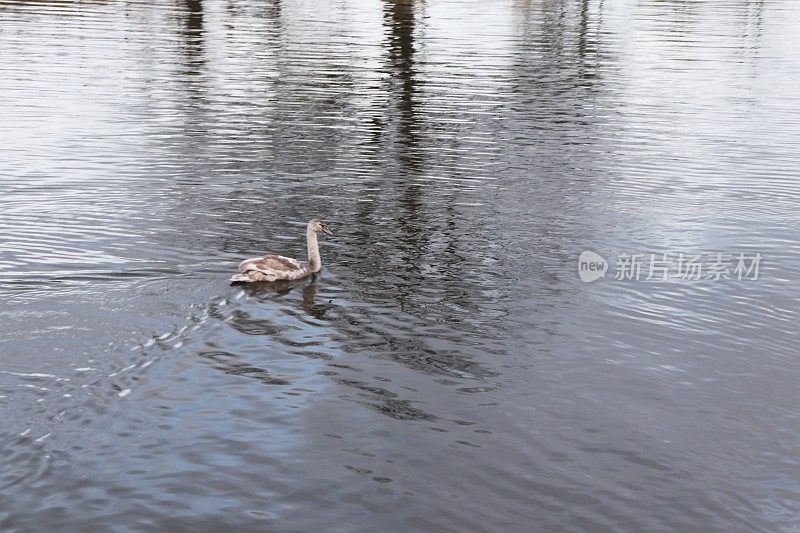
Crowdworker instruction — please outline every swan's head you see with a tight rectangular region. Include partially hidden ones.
[308,218,333,236]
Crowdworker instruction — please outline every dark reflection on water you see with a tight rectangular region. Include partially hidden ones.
[1,0,799,529]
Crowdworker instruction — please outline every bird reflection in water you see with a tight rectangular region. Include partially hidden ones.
[236,275,332,320]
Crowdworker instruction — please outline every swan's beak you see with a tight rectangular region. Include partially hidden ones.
[322,226,333,236]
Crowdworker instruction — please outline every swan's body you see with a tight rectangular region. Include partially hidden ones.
[230,219,332,283]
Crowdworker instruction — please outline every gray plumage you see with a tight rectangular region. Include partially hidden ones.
[230,219,332,283]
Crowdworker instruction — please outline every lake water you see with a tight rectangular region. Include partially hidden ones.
[1,0,799,530]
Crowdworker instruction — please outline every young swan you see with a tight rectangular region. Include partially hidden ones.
[230,219,333,283]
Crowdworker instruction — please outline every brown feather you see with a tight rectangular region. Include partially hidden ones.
[231,254,309,283]
[238,255,303,274]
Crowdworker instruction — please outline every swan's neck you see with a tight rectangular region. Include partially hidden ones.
[306,229,321,272]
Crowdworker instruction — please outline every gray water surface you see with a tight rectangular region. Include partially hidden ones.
[1,0,799,530]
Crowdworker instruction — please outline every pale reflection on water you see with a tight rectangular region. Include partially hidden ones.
[1,0,799,529]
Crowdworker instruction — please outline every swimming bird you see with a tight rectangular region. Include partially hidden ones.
[230,219,333,283]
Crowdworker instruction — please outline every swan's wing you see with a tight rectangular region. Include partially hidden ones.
[238,254,304,274]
